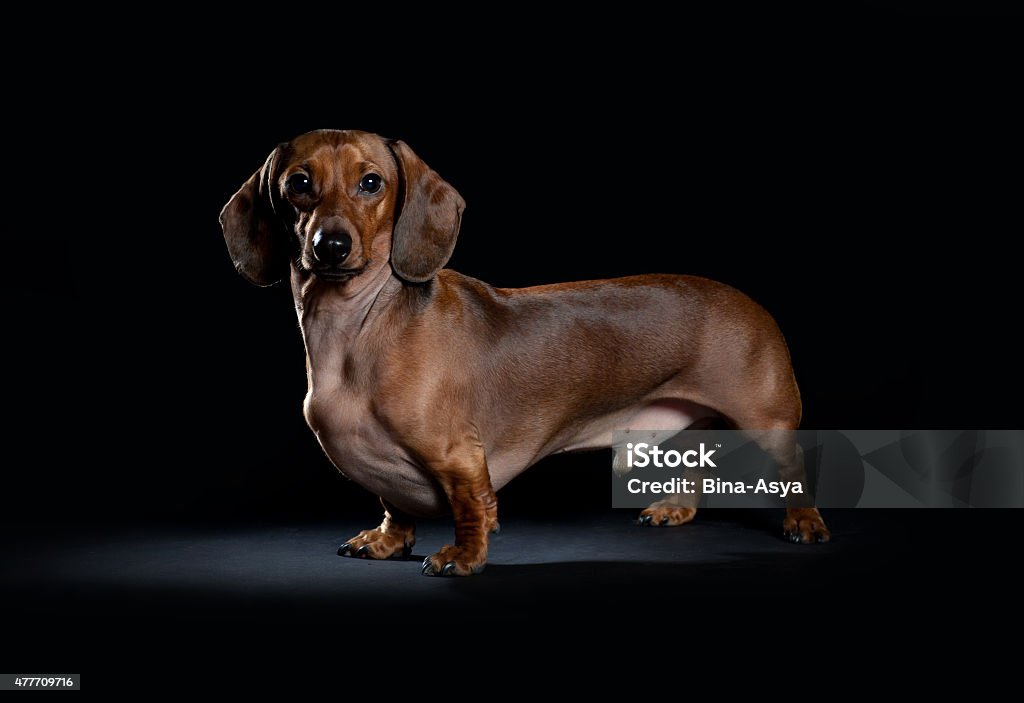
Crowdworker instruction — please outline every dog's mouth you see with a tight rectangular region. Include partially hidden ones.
[314,267,364,282]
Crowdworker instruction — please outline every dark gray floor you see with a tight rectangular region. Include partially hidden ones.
[6,511,840,614]
[2,509,1016,678]
[3,509,1003,617]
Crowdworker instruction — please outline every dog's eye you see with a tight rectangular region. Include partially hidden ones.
[358,173,382,194]
[288,173,312,194]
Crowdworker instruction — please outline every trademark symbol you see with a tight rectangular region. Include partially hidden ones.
[715,443,722,448]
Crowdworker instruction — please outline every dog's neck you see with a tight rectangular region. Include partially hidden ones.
[291,263,400,360]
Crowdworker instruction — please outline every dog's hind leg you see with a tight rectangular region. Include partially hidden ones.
[727,420,831,545]
[635,415,719,528]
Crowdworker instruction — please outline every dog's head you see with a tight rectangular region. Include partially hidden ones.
[220,129,465,287]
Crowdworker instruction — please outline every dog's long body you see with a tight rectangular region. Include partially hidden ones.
[221,129,829,577]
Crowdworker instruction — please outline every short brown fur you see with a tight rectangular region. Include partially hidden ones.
[220,130,830,577]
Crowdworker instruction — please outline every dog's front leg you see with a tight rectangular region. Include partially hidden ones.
[419,437,497,577]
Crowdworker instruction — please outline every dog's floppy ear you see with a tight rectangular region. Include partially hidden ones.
[219,146,290,286]
[387,140,465,283]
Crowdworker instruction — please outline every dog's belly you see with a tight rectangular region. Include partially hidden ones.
[486,398,714,490]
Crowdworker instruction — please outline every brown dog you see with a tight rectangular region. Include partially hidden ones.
[220,129,830,576]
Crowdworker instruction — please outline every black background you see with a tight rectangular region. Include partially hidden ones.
[3,13,1022,684]
[22,40,1018,524]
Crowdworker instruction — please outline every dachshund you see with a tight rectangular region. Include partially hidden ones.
[220,129,830,576]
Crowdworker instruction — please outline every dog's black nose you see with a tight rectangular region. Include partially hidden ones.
[312,230,352,266]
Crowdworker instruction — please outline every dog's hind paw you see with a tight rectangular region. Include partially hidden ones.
[638,502,697,527]
[783,507,831,544]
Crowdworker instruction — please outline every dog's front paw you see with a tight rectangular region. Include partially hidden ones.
[638,501,697,527]
[421,545,486,577]
[338,528,414,559]
[783,508,831,544]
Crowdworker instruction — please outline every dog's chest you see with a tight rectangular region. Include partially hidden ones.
[303,387,446,514]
